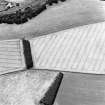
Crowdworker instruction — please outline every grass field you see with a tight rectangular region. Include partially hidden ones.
[0,0,105,40]
[54,72,105,105]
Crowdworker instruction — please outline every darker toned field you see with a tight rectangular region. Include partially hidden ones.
[0,0,105,40]
[55,72,105,105]
[0,0,66,24]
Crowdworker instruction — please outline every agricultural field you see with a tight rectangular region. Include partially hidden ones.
[0,0,104,40]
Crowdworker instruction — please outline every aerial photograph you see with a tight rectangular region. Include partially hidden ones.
[0,0,105,105]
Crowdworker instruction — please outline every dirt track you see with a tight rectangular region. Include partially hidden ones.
[0,0,105,40]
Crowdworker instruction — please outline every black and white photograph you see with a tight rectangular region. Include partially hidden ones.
[0,0,105,105]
